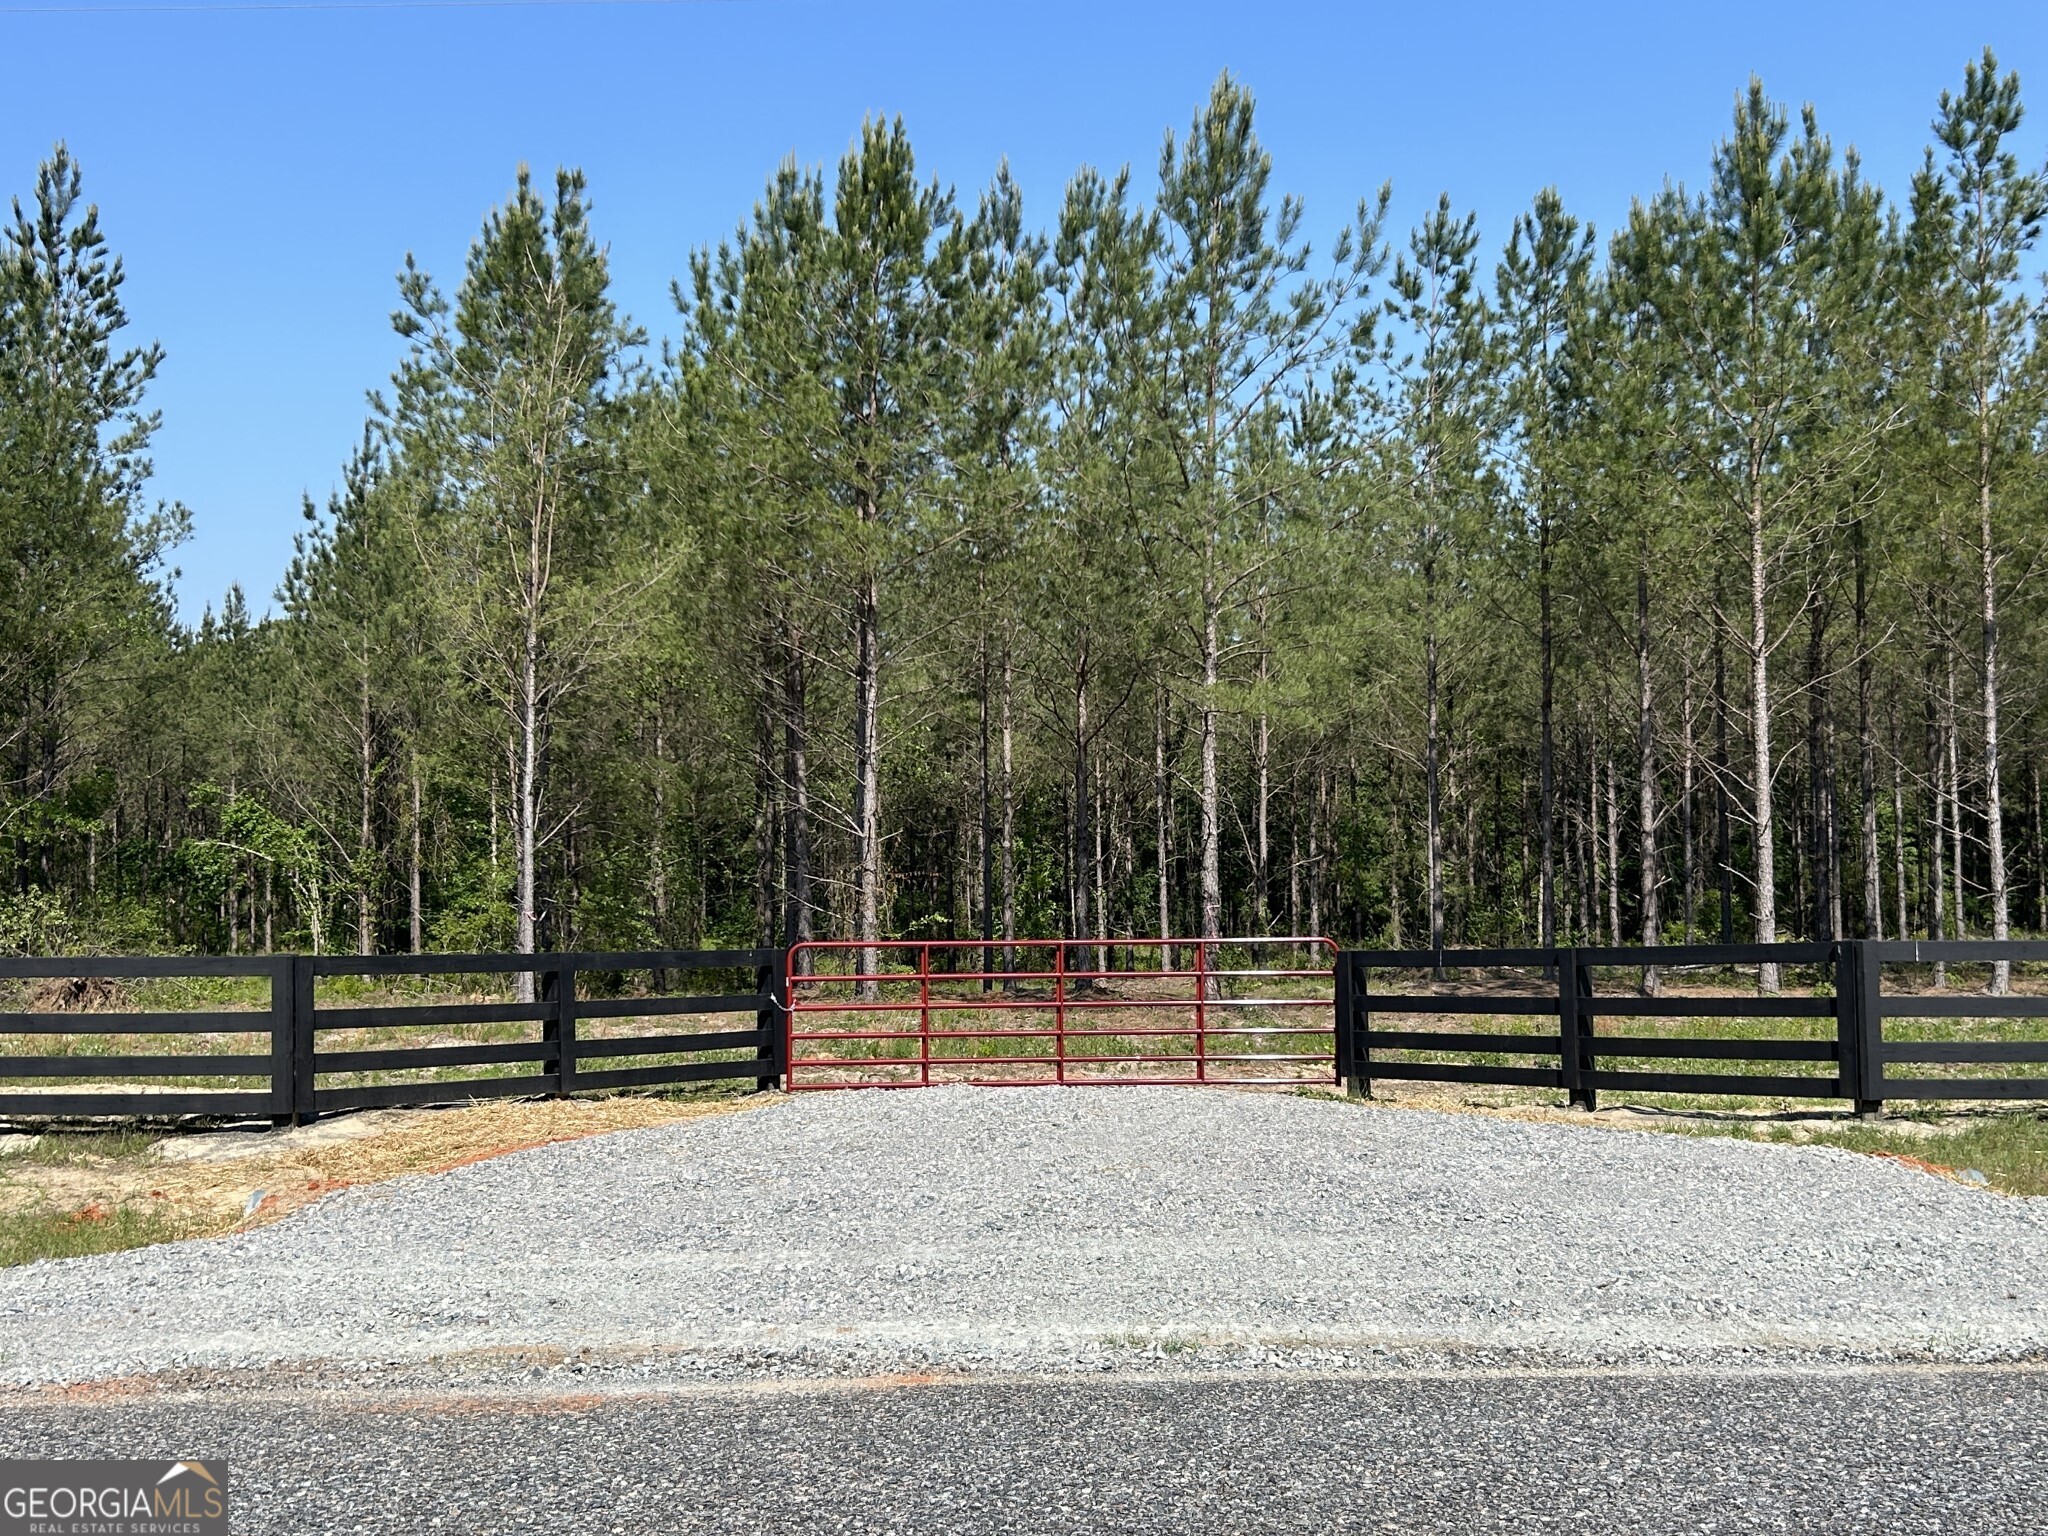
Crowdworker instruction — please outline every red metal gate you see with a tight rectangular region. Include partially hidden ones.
[785,937,1337,1091]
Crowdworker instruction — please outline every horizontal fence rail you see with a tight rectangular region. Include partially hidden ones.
[7,939,2045,1120]
[1863,942,2048,1103]
[1338,940,2048,1110]
[0,949,785,1123]
[0,954,287,1121]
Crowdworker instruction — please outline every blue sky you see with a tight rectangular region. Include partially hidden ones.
[3,0,2043,621]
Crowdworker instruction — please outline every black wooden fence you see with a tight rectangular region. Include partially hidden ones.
[1336,939,2048,1110]
[0,948,786,1124]
[6,939,2044,1122]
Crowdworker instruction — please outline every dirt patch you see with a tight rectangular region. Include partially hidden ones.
[1869,1151,1962,1181]
[26,976,129,1013]
[0,1093,776,1258]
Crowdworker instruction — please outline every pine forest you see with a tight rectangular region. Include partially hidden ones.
[5,60,2048,987]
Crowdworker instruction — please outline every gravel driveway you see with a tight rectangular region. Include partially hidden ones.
[3,1086,2046,1384]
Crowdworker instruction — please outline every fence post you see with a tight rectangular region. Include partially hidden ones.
[1837,940,1884,1119]
[1833,942,1857,1109]
[1334,951,1364,1097]
[554,965,578,1098]
[291,954,316,1125]
[1576,954,1599,1113]
[268,956,295,1127]
[1558,947,1595,1111]
[755,949,786,1092]
[538,963,579,1098]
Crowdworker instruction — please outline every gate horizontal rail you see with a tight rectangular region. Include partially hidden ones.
[786,937,1337,1092]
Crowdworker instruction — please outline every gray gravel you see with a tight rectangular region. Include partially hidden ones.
[4,1086,2047,1384]
[14,1367,2048,1532]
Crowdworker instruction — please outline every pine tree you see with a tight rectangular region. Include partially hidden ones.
[1639,83,1855,989]
[1386,192,1490,958]
[1494,188,1595,949]
[0,144,183,899]
[1911,50,2047,993]
[1146,72,1384,958]
[387,166,642,993]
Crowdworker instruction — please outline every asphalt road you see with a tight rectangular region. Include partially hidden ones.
[9,1365,2046,1533]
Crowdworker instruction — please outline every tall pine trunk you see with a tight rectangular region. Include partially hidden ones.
[1070,654,1092,978]
[408,752,423,955]
[1155,675,1173,970]
[2034,759,2045,937]
[1928,676,1948,989]
[1713,600,1734,943]
[1424,613,1445,962]
[357,661,375,957]
[1681,657,1697,944]
[1636,548,1660,992]
[1000,640,1016,984]
[782,620,812,947]
[978,632,993,989]
[1604,755,1622,946]
[852,566,882,999]
[1255,701,1271,933]
[1892,740,1908,946]
[1748,476,1780,992]
[1856,523,1881,938]
[751,698,776,947]
[1539,504,1557,947]
[1946,649,1965,943]
[513,620,542,1004]
[1199,581,1222,973]
[1978,426,2011,990]
[1806,594,1830,942]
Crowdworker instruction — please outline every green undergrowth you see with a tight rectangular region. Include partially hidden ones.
[1312,1087,2048,1199]
[9,1129,165,1165]
[0,1200,203,1266]
[1716,1113,2048,1198]
[0,1130,195,1266]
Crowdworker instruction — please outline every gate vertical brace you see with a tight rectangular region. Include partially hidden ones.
[1054,943,1068,1085]
[1331,950,1350,1092]
[919,944,932,1088]
[291,954,316,1125]
[756,949,787,1092]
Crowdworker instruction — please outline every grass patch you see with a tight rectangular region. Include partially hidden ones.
[1732,1113,2048,1197]
[0,1128,196,1266]
[1314,1081,2048,1199]
[11,1129,166,1166]
[0,1199,205,1266]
